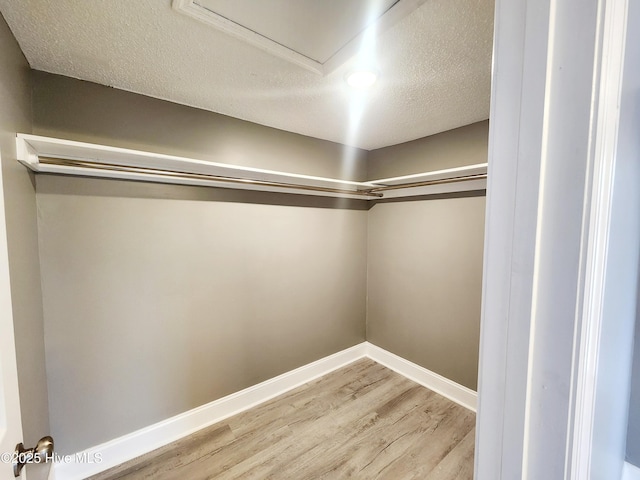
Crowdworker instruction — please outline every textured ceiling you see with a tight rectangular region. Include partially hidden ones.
[0,0,494,150]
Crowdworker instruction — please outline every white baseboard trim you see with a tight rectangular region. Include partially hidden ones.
[52,343,368,480]
[52,342,476,479]
[623,461,640,480]
[364,342,477,412]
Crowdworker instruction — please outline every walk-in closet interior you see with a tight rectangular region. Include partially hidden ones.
[29,72,487,455]
[0,1,495,479]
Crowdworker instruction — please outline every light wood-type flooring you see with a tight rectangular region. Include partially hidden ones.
[89,358,475,480]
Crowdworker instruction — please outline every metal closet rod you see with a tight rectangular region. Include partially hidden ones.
[39,157,487,197]
[39,157,383,198]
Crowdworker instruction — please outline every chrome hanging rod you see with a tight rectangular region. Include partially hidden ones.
[38,157,486,198]
[39,157,384,198]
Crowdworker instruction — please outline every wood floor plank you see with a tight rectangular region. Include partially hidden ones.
[227,359,393,438]
[272,385,434,479]
[369,404,475,480]
[88,424,236,480]
[215,365,411,479]
[89,359,475,480]
[423,427,476,480]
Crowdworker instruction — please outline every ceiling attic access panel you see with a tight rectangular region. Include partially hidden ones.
[173,0,427,75]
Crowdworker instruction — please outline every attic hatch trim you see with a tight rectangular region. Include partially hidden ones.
[172,0,428,76]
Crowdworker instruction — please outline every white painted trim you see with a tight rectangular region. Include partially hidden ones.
[371,163,488,198]
[476,0,634,476]
[52,342,476,479]
[475,0,551,476]
[568,0,629,477]
[320,0,429,75]
[172,0,323,75]
[172,0,427,76]
[623,462,640,480]
[46,464,56,480]
[0,152,25,479]
[373,163,488,186]
[365,343,477,411]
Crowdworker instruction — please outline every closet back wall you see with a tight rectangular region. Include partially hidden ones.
[33,73,368,454]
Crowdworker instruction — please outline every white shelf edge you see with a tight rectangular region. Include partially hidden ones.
[16,134,487,200]
[369,163,489,186]
[17,134,372,187]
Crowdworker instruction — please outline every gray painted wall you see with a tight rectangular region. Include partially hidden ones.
[37,176,367,454]
[32,75,368,454]
[366,123,488,390]
[0,14,50,479]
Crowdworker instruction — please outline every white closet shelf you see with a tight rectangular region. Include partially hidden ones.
[16,134,487,200]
